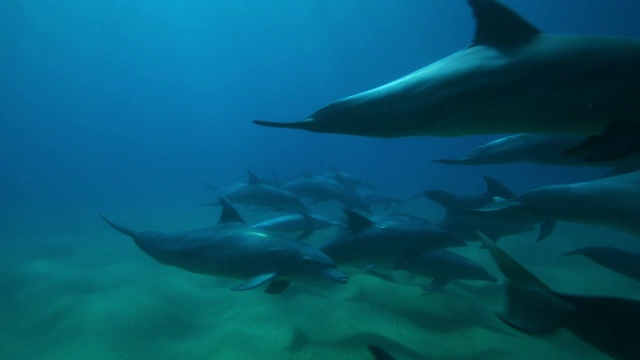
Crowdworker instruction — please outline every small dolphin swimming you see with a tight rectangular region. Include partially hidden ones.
[478,170,640,237]
[254,0,640,160]
[564,246,640,282]
[320,210,463,266]
[478,232,640,360]
[206,171,306,212]
[101,198,347,294]
[415,177,555,242]
[363,249,497,290]
[434,134,640,176]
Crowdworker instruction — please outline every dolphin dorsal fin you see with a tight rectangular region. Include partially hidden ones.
[468,0,541,49]
[218,197,246,224]
[483,176,515,199]
[343,209,374,232]
[247,171,261,185]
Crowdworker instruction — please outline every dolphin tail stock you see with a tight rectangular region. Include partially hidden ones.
[476,232,575,334]
[253,119,315,131]
[100,214,138,239]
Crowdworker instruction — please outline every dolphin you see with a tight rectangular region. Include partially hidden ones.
[252,211,341,240]
[254,0,640,160]
[415,177,555,242]
[319,210,463,266]
[477,232,640,360]
[363,249,497,290]
[564,246,640,282]
[434,134,640,176]
[101,197,347,294]
[282,173,371,213]
[206,171,306,212]
[478,171,640,236]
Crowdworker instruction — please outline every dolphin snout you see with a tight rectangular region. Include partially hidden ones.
[323,267,348,284]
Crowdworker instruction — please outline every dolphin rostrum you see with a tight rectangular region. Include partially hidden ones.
[101,197,347,294]
[254,0,640,160]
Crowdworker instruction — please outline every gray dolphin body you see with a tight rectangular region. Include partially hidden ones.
[101,198,347,293]
[416,177,555,242]
[480,171,640,236]
[363,249,497,290]
[254,0,640,159]
[252,212,341,240]
[320,210,463,266]
[435,134,640,175]
[478,232,640,360]
[209,171,306,212]
[564,246,640,282]
[282,175,370,213]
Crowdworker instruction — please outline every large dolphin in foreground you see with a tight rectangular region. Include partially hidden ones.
[478,232,640,360]
[254,0,640,160]
[478,171,640,237]
[101,198,347,294]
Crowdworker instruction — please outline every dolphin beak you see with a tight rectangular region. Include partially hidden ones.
[323,267,348,284]
[253,118,314,130]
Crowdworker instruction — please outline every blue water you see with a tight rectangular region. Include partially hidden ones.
[2,1,640,359]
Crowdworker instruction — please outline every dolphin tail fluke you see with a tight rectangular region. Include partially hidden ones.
[100,214,138,239]
[253,119,314,131]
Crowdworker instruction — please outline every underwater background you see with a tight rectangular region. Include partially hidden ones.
[2,1,640,359]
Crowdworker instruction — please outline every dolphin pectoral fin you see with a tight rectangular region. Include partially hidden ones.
[297,229,314,240]
[498,283,570,334]
[231,273,278,291]
[536,220,556,242]
[265,279,291,294]
[253,119,314,131]
[563,122,640,161]
[423,277,451,291]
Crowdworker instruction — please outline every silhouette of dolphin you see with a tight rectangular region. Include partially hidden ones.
[478,171,640,236]
[434,134,640,176]
[101,198,347,294]
[478,232,640,360]
[564,246,640,282]
[254,0,640,160]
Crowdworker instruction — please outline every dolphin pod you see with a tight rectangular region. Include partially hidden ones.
[101,198,347,294]
[254,0,640,160]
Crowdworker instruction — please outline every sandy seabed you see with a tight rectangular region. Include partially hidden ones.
[1,206,636,360]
